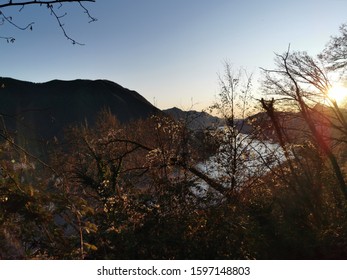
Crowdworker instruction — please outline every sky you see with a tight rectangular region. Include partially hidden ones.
[1,0,347,111]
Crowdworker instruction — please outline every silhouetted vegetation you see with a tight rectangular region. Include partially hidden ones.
[0,23,347,260]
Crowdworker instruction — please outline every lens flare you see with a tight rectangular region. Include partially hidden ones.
[327,85,347,104]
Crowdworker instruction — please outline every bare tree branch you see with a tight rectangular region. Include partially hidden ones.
[0,0,96,44]
[0,0,95,9]
[0,9,34,30]
[0,35,15,42]
[261,48,347,200]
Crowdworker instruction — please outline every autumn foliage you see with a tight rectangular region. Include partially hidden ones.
[1,23,347,260]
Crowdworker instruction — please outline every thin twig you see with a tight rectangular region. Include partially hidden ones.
[0,0,96,44]
[0,0,95,9]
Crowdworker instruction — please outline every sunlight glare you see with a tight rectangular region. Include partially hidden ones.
[327,85,347,104]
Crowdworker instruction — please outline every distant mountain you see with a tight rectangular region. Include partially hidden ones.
[244,103,347,143]
[0,77,160,153]
[163,107,224,130]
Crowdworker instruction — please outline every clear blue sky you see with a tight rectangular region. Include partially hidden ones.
[1,0,347,110]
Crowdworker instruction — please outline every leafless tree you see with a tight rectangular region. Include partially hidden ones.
[321,23,347,72]
[202,62,280,200]
[261,46,347,200]
[0,0,96,44]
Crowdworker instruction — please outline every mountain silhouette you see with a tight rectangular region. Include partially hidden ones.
[163,107,224,130]
[0,77,160,154]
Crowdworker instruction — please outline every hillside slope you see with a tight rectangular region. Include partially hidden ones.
[0,77,160,137]
[163,107,224,130]
[0,78,160,154]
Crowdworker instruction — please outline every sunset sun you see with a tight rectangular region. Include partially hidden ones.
[327,85,347,104]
